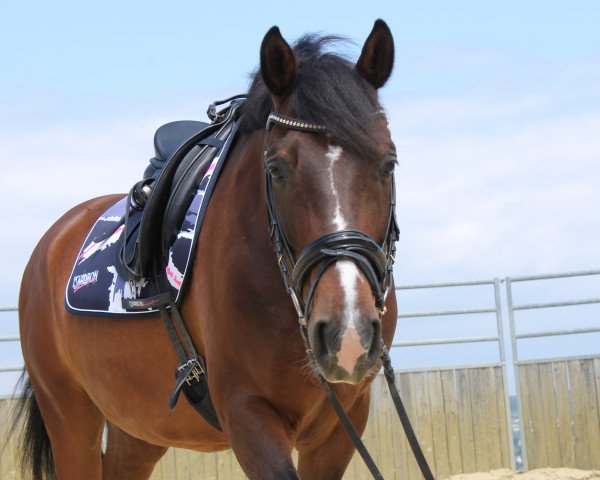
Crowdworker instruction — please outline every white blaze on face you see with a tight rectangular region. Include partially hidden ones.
[326,144,368,373]
[326,145,347,230]
[336,259,367,373]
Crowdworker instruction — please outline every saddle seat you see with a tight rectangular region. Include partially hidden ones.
[144,120,210,179]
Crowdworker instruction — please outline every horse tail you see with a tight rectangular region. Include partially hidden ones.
[5,372,56,480]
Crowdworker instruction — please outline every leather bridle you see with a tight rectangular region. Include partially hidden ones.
[264,110,400,353]
[261,110,435,480]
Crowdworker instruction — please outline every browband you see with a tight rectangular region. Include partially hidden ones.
[266,112,327,133]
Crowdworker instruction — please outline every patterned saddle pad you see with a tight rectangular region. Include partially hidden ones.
[65,155,224,317]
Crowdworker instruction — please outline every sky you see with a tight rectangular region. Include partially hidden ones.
[1,1,599,394]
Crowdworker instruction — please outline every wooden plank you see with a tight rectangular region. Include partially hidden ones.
[539,362,562,467]
[480,367,501,470]
[427,370,450,480]
[553,361,575,467]
[346,378,384,480]
[455,368,475,473]
[359,377,381,479]
[398,373,419,479]
[414,371,435,480]
[215,451,232,478]
[349,379,382,480]
[493,366,511,468]
[0,399,19,480]
[228,449,246,479]
[594,358,600,469]
[568,359,593,469]
[187,451,216,480]
[469,368,490,472]
[528,363,550,468]
[0,399,7,479]
[155,448,178,480]
[375,374,397,478]
[582,359,600,469]
[441,369,462,475]
[518,365,536,469]
[172,448,189,478]
[392,372,410,480]
[579,359,600,469]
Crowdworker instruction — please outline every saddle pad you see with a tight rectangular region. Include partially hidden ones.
[65,155,224,317]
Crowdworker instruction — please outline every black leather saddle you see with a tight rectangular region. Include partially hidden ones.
[116,96,245,285]
[145,120,210,179]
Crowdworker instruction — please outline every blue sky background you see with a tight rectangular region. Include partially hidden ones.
[1,1,599,394]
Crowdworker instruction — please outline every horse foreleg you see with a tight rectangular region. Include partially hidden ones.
[102,422,167,480]
[223,395,299,480]
[296,393,370,480]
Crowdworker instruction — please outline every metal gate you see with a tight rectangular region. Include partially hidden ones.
[506,270,600,470]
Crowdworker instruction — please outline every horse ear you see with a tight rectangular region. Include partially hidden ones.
[260,26,298,99]
[356,19,394,89]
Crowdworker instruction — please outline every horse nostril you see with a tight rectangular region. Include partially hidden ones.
[313,320,337,358]
[364,318,382,354]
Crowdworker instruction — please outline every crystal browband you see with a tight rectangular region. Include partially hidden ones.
[266,112,327,133]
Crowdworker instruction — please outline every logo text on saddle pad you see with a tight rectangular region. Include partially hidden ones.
[72,270,99,293]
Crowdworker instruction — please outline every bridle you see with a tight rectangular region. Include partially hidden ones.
[264,110,400,355]
[263,110,435,480]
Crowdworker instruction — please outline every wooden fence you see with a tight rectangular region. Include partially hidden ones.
[0,365,511,479]
[518,357,600,470]
[151,367,511,479]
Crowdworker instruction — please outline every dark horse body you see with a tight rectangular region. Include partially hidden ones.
[15,21,398,479]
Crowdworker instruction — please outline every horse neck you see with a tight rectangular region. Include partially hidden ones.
[203,129,297,328]
[219,130,280,274]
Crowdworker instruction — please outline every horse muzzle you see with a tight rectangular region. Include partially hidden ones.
[288,231,391,384]
[310,311,382,384]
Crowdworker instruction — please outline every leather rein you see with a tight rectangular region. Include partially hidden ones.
[264,111,435,480]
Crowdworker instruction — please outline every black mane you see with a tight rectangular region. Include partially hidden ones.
[240,34,382,156]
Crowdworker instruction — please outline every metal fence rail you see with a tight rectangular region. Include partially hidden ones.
[0,306,20,374]
[393,278,508,369]
[506,268,600,361]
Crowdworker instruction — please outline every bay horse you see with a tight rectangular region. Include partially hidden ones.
[13,19,398,479]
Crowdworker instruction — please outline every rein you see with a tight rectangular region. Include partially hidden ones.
[264,112,435,480]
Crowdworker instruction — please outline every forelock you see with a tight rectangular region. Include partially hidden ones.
[240,34,383,159]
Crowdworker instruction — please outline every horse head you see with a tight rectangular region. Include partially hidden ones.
[256,20,397,385]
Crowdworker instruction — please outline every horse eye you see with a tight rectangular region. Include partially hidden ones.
[380,158,397,178]
[267,162,286,181]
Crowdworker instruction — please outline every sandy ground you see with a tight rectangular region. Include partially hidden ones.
[449,469,600,480]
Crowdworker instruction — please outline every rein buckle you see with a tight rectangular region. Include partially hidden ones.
[289,288,306,325]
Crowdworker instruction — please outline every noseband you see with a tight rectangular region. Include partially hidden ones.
[264,111,400,352]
